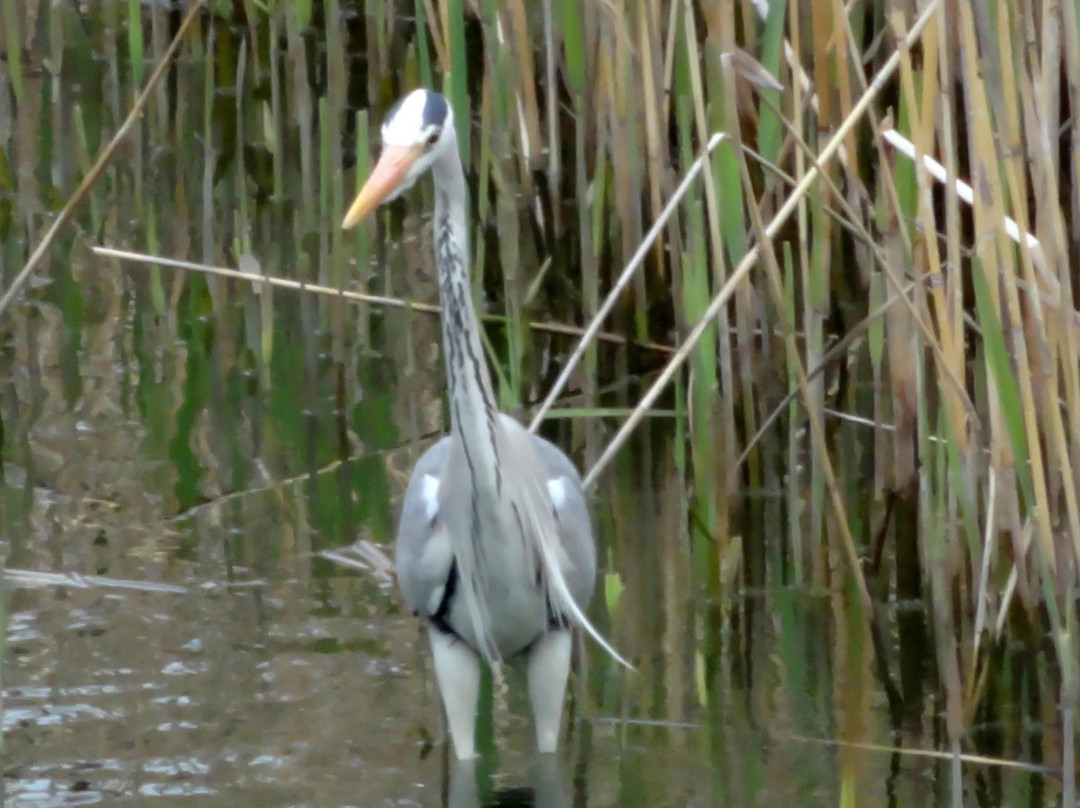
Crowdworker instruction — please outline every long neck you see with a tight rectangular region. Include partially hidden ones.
[432,147,503,497]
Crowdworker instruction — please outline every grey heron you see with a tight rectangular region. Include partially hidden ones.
[341,89,625,760]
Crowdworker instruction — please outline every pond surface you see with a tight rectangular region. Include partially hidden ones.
[2,524,949,807]
[0,3,1060,806]
[0,276,859,806]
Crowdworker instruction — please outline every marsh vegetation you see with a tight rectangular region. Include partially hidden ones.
[3,1,1080,805]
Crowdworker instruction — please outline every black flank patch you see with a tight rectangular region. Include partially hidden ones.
[430,560,460,637]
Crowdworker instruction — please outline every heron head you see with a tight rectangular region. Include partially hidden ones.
[342,89,455,229]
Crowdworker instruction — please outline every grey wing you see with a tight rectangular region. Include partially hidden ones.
[395,437,455,618]
[527,430,598,612]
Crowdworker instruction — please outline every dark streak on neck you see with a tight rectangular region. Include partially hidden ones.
[435,189,503,502]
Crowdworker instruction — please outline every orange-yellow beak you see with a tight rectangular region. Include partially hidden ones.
[341,144,422,229]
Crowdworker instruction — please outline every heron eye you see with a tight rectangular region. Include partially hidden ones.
[426,130,440,146]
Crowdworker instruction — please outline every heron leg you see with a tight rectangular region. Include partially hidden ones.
[428,627,481,760]
[527,629,572,754]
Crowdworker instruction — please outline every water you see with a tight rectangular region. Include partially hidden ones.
[0,4,1061,806]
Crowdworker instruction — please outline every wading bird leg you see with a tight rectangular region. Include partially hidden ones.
[527,629,573,754]
[429,628,481,759]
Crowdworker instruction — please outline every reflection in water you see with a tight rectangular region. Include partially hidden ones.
[447,756,568,808]
[2,546,1053,806]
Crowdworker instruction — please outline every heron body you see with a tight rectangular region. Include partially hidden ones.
[342,89,613,759]
[396,421,596,659]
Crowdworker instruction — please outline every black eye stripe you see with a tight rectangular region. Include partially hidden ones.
[380,91,448,146]
[422,91,449,129]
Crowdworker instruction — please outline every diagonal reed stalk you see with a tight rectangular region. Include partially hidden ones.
[580,0,941,491]
[527,132,729,431]
[3,568,189,594]
[90,246,675,355]
[0,0,204,319]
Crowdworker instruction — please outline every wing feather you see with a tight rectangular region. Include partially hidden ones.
[395,438,455,617]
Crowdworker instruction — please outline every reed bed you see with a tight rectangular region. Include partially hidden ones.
[2,0,1080,803]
